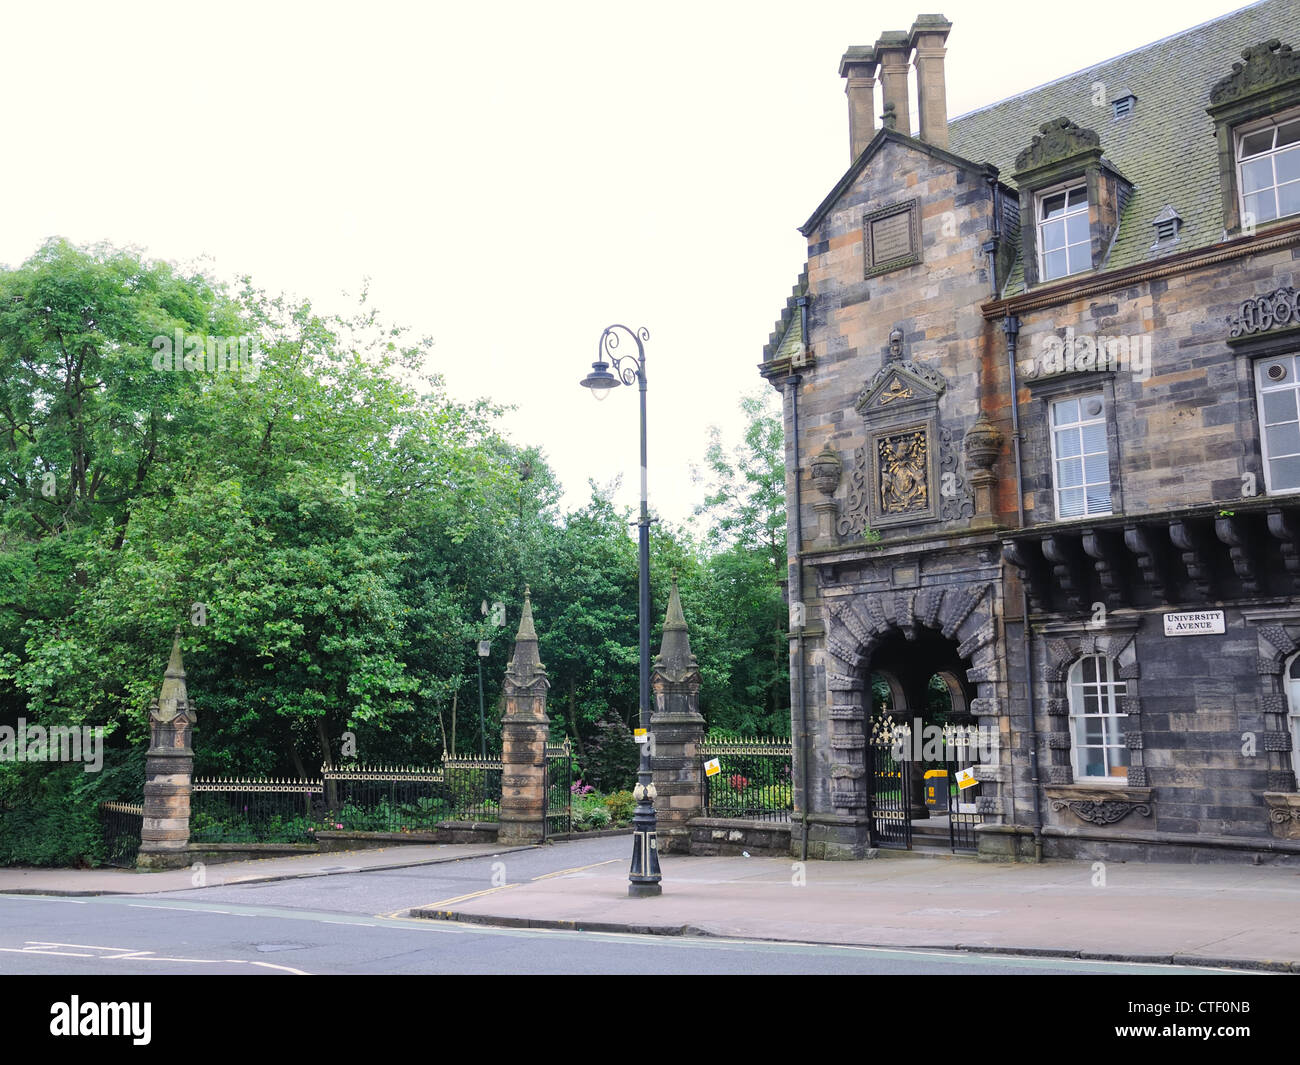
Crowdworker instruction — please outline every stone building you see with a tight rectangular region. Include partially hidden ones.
[760,0,1300,862]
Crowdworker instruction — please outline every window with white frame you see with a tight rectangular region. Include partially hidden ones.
[1037,184,1090,281]
[1237,114,1300,226]
[1286,653,1300,784]
[1255,353,1300,494]
[1050,393,1111,518]
[1069,654,1129,781]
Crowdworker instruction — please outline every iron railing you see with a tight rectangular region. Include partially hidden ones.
[98,801,144,867]
[189,756,505,842]
[191,777,322,844]
[699,737,794,822]
[544,740,573,838]
[435,754,503,823]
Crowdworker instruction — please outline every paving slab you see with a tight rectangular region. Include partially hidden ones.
[411,849,1300,970]
[0,842,533,896]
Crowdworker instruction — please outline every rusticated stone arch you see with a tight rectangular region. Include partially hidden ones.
[822,582,1002,818]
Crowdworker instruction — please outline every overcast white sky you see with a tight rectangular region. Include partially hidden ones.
[0,0,1255,528]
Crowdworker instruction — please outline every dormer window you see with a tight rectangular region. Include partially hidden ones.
[1236,114,1300,225]
[1013,118,1129,288]
[1037,185,1090,281]
[1206,40,1300,236]
[1111,92,1136,119]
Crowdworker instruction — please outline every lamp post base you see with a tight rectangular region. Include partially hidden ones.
[627,804,662,897]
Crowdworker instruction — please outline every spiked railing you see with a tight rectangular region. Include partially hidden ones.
[98,801,144,867]
[699,736,794,822]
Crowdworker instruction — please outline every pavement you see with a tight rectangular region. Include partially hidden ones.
[0,841,526,895]
[411,846,1300,972]
[4,841,1300,971]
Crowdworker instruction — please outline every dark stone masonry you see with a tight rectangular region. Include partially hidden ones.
[761,0,1300,863]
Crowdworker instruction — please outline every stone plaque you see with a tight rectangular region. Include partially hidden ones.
[871,212,913,263]
[864,198,921,278]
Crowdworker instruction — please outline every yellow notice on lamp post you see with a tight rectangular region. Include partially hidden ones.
[704,758,721,777]
[955,767,977,790]
[634,728,649,745]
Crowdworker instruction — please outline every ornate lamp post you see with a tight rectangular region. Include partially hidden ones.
[579,324,661,897]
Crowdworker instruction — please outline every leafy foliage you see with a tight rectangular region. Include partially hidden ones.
[0,241,793,865]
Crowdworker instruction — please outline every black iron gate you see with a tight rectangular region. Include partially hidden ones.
[543,739,572,839]
[868,728,982,853]
[868,741,912,849]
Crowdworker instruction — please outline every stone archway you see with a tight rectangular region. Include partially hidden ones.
[822,582,1003,837]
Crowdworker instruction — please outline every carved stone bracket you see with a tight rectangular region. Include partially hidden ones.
[1041,535,1090,613]
[1214,514,1260,594]
[1268,509,1300,592]
[1082,526,1126,607]
[1047,785,1153,825]
[1124,523,1171,602]
[1169,519,1216,600]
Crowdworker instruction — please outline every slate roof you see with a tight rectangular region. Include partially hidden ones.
[761,266,808,366]
[762,0,1300,361]
[946,0,1300,293]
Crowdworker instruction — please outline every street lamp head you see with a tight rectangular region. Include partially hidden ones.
[580,360,619,398]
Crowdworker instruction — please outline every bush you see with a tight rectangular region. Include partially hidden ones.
[603,790,635,824]
[572,798,611,831]
[0,746,144,867]
[579,714,638,792]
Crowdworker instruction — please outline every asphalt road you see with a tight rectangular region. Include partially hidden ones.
[0,838,1254,975]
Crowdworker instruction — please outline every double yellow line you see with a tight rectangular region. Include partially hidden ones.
[380,858,620,920]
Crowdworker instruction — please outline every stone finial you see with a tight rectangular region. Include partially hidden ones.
[150,628,194,724]
[810,443,843,498]
[963,411,1004,472]
[505,585,547,686]
[655,576,698,678]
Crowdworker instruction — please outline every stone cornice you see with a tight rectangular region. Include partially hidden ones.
[981,216,1300,320]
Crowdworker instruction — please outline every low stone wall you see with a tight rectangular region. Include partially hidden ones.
[186,842,319,866]
[1041,826,1300,866]
[686,817,792,857]
[434,821,500,844]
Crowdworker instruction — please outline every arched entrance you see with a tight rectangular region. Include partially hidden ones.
[866,628,981,849]
[823,582,1001,854]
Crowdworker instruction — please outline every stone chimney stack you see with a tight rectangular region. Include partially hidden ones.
[874,31,912,136]
[839,46,878,163]
[910,14,953,148]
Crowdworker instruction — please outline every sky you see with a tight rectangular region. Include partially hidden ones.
[0,0,1260,528]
